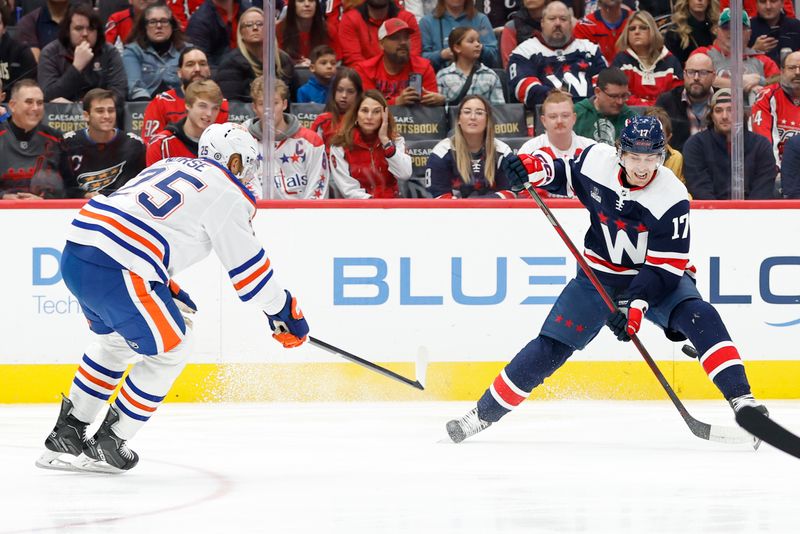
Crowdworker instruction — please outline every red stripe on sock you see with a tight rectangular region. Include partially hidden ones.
[492,374,526,406]
[702,346,741,376]
[120,387,158,412]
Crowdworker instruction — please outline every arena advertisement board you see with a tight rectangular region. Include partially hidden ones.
[3,203,800,368]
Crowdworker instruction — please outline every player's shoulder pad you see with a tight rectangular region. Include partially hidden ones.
[430,137,453,158]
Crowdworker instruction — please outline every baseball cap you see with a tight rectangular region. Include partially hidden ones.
[378,18,413,40]
[719,8,751,28]
[710,88,732,107]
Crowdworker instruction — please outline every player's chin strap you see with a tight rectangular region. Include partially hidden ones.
[521,182,796,451]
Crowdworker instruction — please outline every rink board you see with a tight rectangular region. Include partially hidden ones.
[2,199,800,402]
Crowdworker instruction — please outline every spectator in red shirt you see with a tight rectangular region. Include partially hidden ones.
[105,0,158,53]
[574,0,633,65]
[277,0,331,66]
[721,0,794,19]
[311,67,364,149]
[146,79,223,164]
[338,0,421,65]
[354,18,444,106]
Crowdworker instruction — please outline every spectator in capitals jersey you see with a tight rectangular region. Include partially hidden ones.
[573,0,632,65]
[425,94,515,198]
[244,77,328,199]
[37,4,128,103]
[311,67,363,150]
[0,5,38,99]
[611,10,683,107]
[146,79,223,164]
[329,89,413,197]
[692,8,779,106]
[354,18,444,106]
[419,0,499,71]
[122,3,185,101]
[654,53,715,153]
[500,0,545,69]
[277,0,331,67]
[663,0,718,67]
[683,88,777,200]
[142,47,229,143]
[750,51,800,168]
[14,0,69,61]
[573,66,634,145]
[508,1,607,111]
[436,26,504,105]
[60,88,146,198]
[338,0,421,65]
[0,79,64,199]
[749,0,800,69]
[519,89,594,162]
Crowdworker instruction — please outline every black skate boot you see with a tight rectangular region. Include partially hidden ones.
[35,394,90,471]
[447,407,492,443]
[78,406,139,473]
[730,394,769,450]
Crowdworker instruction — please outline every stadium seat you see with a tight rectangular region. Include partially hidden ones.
[293,67,313,101]
[227,100,256,124]
[290,102,325,129]
[389,105,447,141]
[493,68,515,104]
[42,102,87,133]
[448,103,526,138]
[401,138,438,198]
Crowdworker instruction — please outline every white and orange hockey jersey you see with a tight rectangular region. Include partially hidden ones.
[65,156,287,314]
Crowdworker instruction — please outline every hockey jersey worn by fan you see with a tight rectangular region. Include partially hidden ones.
[519,132,594,160]
[141,87,229,143]
[60,129,146,198]
[750,84,800,166]
[65,156,287,313]
[537,143,692,305]
[612,48,683,106]
[146,119,198,165]
[424,138,515,198]
[508,35,607,110]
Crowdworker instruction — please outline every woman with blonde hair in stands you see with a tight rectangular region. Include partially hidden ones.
[424,95,515,198]
[611,10,683,107]
[311,67,364,150]
[214,8,295,102]
[329,90,412,198]
[663,0,719,66]
[436,26,505,106]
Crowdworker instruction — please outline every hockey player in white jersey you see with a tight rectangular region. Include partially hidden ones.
[37,123,310,473]
[447,116,768,443]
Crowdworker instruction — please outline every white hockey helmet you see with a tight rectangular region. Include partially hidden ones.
[199,122,261,187]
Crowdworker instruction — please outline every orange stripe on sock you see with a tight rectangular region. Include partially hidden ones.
[233,258,271,290]
[77,366,116,391]
[129,273,181,352]
[80,208,163,260]
[120,387,157,412]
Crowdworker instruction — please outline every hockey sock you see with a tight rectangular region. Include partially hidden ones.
[477,336,573,422]
[69,334,133,424]
[669,299,752,400]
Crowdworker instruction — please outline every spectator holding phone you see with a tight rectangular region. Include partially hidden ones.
[749,0,800,67]
[354,18,445,106]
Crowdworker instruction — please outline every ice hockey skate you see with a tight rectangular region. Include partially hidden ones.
[447,407,492,443]
[730,394,770,450]
[74,406,139,474]
[35,394,89,472]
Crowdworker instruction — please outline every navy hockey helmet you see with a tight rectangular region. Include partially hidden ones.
[619,115,666,155]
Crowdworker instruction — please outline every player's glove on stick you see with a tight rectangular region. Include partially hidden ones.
[266,290,309,348]
[168,280,197,328]
[606,297,648,342]
[501,153,551,193]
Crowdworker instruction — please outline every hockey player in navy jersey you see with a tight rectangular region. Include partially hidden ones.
[447,115,768,443]
[37,123,310,473]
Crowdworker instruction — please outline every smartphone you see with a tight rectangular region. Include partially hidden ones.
[408,73,422,95]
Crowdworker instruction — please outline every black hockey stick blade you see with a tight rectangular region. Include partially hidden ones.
[309,336,425,390]
[736,406,800,459]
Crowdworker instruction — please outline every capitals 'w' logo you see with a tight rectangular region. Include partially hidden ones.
[601,224,648,264]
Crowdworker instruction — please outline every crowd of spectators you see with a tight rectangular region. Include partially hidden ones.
[0,0,796,199]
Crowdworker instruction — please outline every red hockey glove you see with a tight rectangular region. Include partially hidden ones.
[266,290,309,348]
[606,298,648,342]
[502,153,552,193]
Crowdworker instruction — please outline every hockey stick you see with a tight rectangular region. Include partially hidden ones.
[523,184,750,445]
[308,336,426,390]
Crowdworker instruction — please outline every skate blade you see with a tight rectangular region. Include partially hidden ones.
[35,450,84,472]
[71,453,127,474]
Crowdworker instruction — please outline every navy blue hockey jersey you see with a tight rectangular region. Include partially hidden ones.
[538,143,692,305]
[508,35,607,110]
[424,138,515,198]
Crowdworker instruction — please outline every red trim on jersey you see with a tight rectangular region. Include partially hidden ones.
[585,251,632,272]
[645,254,689,271]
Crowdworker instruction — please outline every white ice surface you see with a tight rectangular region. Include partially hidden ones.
[2,401,800,534]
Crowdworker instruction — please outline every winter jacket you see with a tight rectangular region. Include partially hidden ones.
[122,43,182,100]
[664,16,715,66]
[214,48,295,102]
[683,129,777,200]
[37,40,128,103]
[297,76,329,104]
[749,12,800,67]
[0,32,38,96]
[185,0,259,66]
[329,129,412,198]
